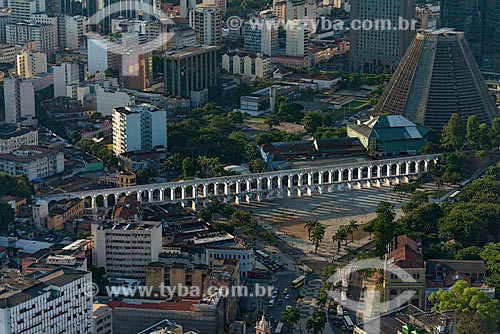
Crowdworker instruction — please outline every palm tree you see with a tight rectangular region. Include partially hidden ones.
[338,227,349,246]
[310,222,326,253]
[306,309,326,334]
[333,230,344,252]
[348,220,360,242]
[282,306,300,333]
[304,219,319,240]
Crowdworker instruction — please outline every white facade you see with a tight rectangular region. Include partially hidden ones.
[30,13,58,47]
[0,268,92,334]
[222,53,272,80]
[189,4,222,46]
[32,199,49,227]
[59,15,85,49]
[87,39,109,74]
[96,88,134,116]
[207,247,254,277]
[286,20,309,57]
[6,22,56,54]
[93,304,113,334]
[112,104,167,156]
[8,0,45,23]
[243,17,278,56]
[0,45,15,63]
[16,50,47,78]
[91,221,163,279]
[53,62,80,97]
[0,127,38,154]
[4,77,36,126]
[0,145,64,180]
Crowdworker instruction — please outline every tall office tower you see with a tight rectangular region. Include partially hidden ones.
[16,50,48,78]
[243,16,278,56]
[6,23,57,54]
[58,15,86,49]
[163,46,220,105]
[3,77,36,126]
[0,13,12,43]
[0,268,93,334]
[374,29,498,131]
[203,0,226,16]
[189,4,222,46]
[112,104,167,156]
[53,62,80,97]
[349,0,415,73]
[441,0,500,72]
[286,20,308,57]
[8,0,46,23]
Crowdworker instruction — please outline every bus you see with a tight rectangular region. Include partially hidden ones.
[256,250,270,260]
[448,190,461,203]
[343,315,354,331]
[274,322,285,334]
[291,275,306,288]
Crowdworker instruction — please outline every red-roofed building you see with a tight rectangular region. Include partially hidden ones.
[383,235,426,309]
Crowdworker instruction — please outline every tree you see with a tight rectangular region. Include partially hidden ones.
[281,306,300,333]
[333,229,345,253]
[302,111,331,133]
[399,203,443,239]
[0,203,14,232]
[182,157,196,179]
[348,220,359,242]
[455,246,482,260]
[136,169,150,185]
[163,153,182,176]
[264,114,281,130]
[249,159,268,173]
[401,190,429,213]
[438,207,487,247]
[478,123,491,150]
[310,222,326,253]
[441,113,465,150]
[373,202,396,255]
[306,309,326,334]
[466,115,481,149]
[196,208,212,222]
[480,242,500,293]
[429,280,500,333]
[304,219,319,240]
[489,116,500,148]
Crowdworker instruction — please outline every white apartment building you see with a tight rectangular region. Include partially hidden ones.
[0,267,93,334]
[30,13,58,47]
[243,16,278,56]
[0,145,64,180]
[112,104,167,156]
[0,13,12,43]
[286,20,309,57]
[53,62,80,97]
[189,4,222,46]
[96,88,134,116]
[16,50,47,78]
[8,0,45,23]
[91,221,163,280]
[32,199,49,227]
[285,0,317,22]
[0,125,38,154]
[87,38,110,74]
[3,77,36,126]
[222,52,272,79]
[6,22,56,54]
[58,15,85,49]
[0,44,16,63]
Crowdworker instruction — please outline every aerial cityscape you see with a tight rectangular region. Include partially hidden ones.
[0,0,499,333]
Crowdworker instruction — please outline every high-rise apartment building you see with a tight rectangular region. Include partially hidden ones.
[441,0,500,72]
[6,22,57,54]
[286,20,308,57]
[374,29,498,130]
[349,0,415,73]
[202,0,226,16]
[112,104,167,156]
[163,46,220,104]
[3,77,36,126]
[30,13,58,47]
[243,16,279,56]
[58,15,86,49]
[0,267,93,334]
[16,50,47,78]
[53,62,80,97]
[0,13,12,43]
[91,220,163,279]
[8,0,45,23]
[189,4,222,46]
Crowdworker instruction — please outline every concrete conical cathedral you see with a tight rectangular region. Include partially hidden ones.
[374,28,498,131]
